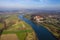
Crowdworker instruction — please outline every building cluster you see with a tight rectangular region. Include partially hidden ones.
[31,15,44,23]
[31,15,60,24]
[33,16,44,23]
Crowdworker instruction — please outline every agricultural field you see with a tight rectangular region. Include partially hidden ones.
[0,14,37,40]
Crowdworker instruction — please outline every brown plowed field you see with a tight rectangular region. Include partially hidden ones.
[1,34,19,40]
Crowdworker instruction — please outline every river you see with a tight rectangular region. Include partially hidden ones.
[18,14,57,40]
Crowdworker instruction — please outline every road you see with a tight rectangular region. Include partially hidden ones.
[18,14,57,40]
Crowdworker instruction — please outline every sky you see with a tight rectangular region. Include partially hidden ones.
[0,0,60,10]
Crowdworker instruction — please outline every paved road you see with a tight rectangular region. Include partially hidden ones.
[19,15,57,40]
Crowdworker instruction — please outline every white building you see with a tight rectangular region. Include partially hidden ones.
[34,16,44,23]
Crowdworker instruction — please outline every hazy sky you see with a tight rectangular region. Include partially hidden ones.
[0,0,60,10]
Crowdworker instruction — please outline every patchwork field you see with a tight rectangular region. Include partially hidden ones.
[0,14,37,40]
[1,34,18,40]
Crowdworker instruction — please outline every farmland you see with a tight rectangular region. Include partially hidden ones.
[0,14,37,40]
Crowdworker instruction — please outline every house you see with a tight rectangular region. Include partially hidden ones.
[33,16,44,23]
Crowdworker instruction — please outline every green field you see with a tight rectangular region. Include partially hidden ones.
[0,14,35,40]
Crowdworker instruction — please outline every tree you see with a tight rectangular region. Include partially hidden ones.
[0,28,4,39]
